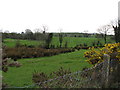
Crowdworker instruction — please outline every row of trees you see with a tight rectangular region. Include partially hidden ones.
[2,28,47,41]
[2,31,64,49]
[2,19,120,46]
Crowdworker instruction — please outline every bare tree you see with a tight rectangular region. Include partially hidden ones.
[34,28,43,40]
[34,28,42,33]
[97,25,111,44]
[42,25,48,34]
[34,27,48,41]
[34,25,48,34]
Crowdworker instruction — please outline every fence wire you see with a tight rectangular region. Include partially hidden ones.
[5,62,104,88]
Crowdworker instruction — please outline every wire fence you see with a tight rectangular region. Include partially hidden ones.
[4,56,120,88]
[6,61,104,88]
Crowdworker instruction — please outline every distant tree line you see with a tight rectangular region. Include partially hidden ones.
[2,29,55,49]
[53,33,93,37]
[2,29,48,41]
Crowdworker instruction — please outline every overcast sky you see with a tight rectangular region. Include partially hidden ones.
[0,0,119,33]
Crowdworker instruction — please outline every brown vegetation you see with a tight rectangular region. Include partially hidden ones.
[3,47,75,60]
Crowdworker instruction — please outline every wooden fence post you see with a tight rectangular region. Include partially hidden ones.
[101,53,120,88]
[109,57,120,88]
[101,54,110,88]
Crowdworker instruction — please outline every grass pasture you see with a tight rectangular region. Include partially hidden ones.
[3,50,92,87]
[52,37,103,47]
[3,37,115,48]
[3,38,42,47]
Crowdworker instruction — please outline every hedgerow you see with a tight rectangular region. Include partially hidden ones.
[3,47,75,60]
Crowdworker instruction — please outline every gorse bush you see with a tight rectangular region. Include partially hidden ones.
[32,67,71,88]
[84,43,120,65]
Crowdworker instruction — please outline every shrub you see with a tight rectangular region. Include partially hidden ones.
[51,67,71,77]
[32,72,48,84]
[2,58,9,72]
[32,67,71,87]
[8,61,22,67]
[3,47,75,59]
[84,43,120,65]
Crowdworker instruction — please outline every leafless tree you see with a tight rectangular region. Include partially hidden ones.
[34,25,48,34]
[34,26,48,41]
[42,25,48,34]
[97,25,111,44]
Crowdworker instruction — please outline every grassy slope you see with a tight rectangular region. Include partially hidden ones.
[4,37,115,48]
[3,50,92,87]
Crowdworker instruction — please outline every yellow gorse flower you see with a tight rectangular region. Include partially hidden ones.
[84,43,120,65]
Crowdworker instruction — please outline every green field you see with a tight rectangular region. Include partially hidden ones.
[2,36,115,87]
[52,37,106,47]
[3,50,92,87]
[3,38,43,47]
[3,37,115,48]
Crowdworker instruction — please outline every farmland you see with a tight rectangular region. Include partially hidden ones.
[2,34,117,88]
[3,36,115,48]
[3,38,42,47]
[3,50,92,87]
